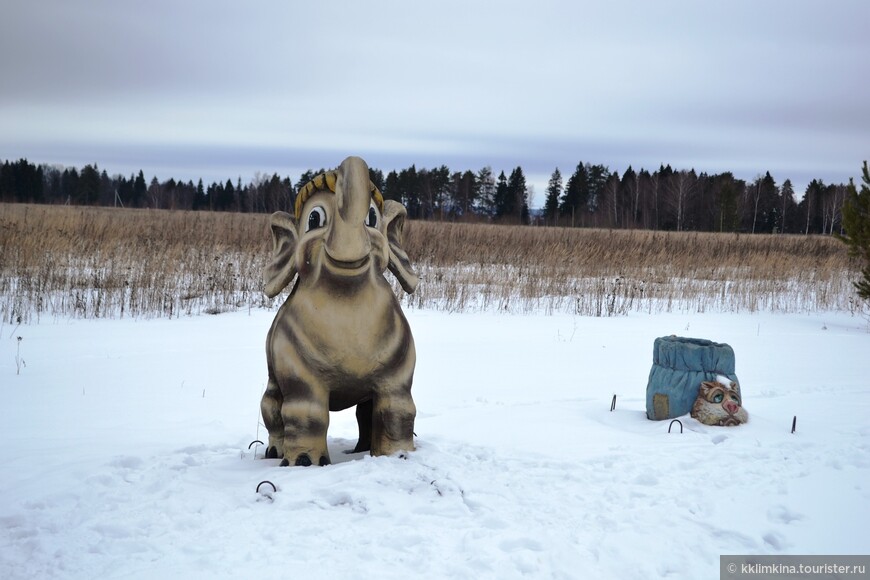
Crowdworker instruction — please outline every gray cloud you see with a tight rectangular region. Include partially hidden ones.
[1,0,868,200]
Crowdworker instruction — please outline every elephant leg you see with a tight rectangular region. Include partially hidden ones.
[351,399,373,453]
[279,392,331,467]
[260,377,284,459]
[371,390,416,457]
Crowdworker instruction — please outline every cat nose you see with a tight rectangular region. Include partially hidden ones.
[723,401,739,415]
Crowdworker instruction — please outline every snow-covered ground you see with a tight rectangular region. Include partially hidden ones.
[1,308,868,579]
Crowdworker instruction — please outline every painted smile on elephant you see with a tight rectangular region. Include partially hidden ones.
[261,156,418,467]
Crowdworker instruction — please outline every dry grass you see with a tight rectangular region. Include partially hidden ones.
[0,203,862,323]
[1,204,270,323]
[400,222,861,315]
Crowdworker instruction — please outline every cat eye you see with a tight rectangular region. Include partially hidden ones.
[730,395,740,403]
[712,392,724,403]
[306,206,327,232]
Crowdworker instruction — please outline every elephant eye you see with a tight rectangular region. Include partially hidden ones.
[365,202,379,228]
[712,392,724,404]
[306,206,327,232]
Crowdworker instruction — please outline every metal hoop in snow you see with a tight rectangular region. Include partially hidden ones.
[668,419,683,433]
[248,440,264,450]
[256,480,277,494]
[610,395,617,412]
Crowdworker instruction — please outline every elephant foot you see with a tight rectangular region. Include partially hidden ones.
[265,446,280,459]
[350,440,371,454]
[279,453,330,467]
[370,395,416,457]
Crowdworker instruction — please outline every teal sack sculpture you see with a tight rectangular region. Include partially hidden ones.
[646,336,739,420]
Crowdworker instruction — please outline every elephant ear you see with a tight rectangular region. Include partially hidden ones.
[263,211,299,298]
[383,200,418,294]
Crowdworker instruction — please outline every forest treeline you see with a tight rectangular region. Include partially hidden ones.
[0,157,850,235]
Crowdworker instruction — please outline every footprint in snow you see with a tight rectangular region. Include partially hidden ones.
[767,505,803,525]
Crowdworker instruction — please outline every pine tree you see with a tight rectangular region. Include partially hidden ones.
[148,176,161,208]
[133,170,147,208]
[585,163,610,214]
[428,165,451,219]
[506,166,527,223]
[383,170,401,202]
[800,180,826,234]
[399,165,420,219]
[620,166,638,227]
[221,179,235,211]
[713,172,740,232]
[458,170,477,217]
[99,170,114,206]
[494,171,509,219]
[194,179,206,210]
[61,168,80,205]
[75,164,100,205]
[560,162,588,226]
[838,161,870,301]
[544,168,562,224]
[780,179,796,233]
[476,166,496,217]
[752,171,780,234]
[0,159,45,203]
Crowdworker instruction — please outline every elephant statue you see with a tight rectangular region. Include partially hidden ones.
[261,156,418,466]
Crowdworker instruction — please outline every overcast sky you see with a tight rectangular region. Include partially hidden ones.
[1,0,867,205]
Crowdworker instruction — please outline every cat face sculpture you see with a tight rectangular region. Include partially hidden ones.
[261,156,418,467]
[691,380,748,426]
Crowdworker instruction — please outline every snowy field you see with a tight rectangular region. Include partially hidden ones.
[1,307,869,579]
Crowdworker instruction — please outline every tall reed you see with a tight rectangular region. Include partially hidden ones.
[397,221,859,315]
[0,203,860,323]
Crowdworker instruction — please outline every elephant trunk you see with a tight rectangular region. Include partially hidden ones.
[325,156,372,265]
